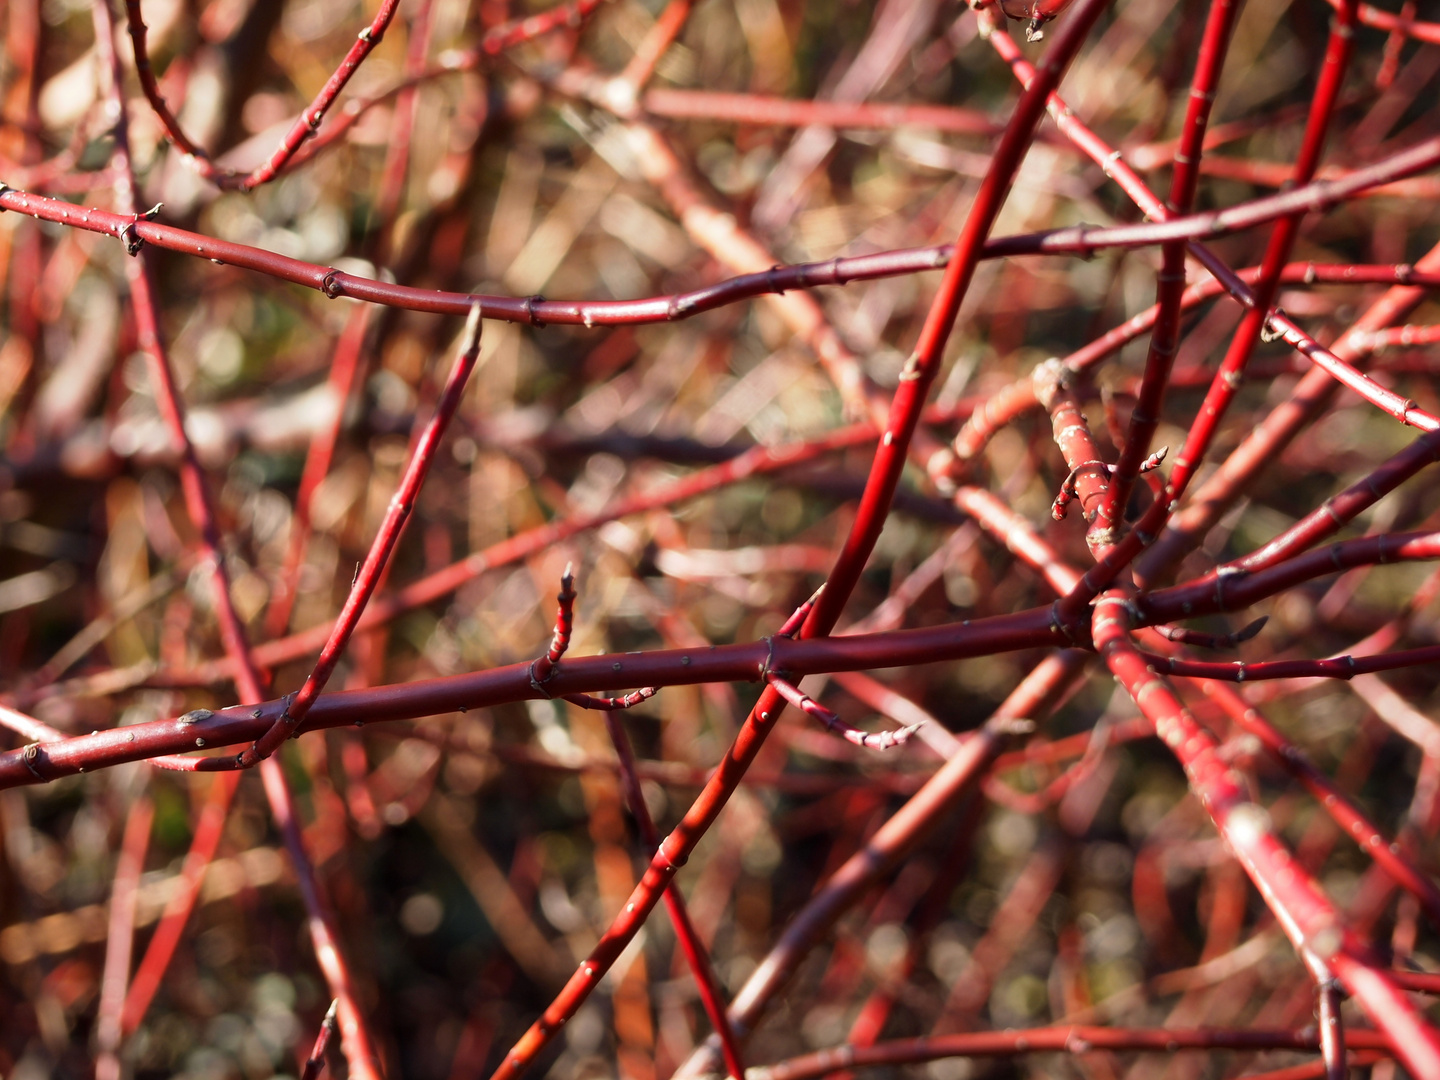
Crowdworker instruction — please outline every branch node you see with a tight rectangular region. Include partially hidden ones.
[21,743,46,781]
[118,221,144,256]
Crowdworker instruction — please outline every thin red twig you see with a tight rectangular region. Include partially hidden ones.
[124,0,403,190]
[94,793,154,1080]
[240,304,483,766]
[601,699,747,1080]
[300,1000,340,1080]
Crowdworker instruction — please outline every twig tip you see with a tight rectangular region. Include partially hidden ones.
[892,721,925,746]
[462,300,484,351]
[1234,615,1268,644]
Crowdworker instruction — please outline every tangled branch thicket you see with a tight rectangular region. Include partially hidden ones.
[3,0,1440,1076]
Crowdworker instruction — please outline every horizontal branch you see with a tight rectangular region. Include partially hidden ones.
[750,1026,1393,1080]
[0,607,1064,788]
[983,133,1440,259]
[640,88,1001,134]
[10,525,1440,787]
[2,138,1437,327]
[1326,0,1440,45]
[0,185,950,323]
[1140,530,1440,626]
[1141,644,1440,682]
